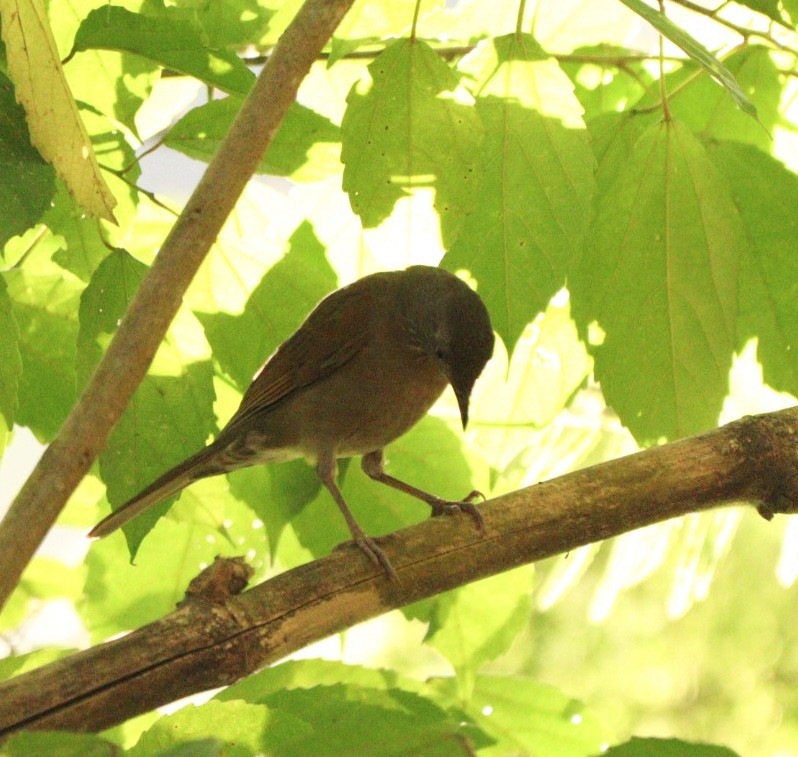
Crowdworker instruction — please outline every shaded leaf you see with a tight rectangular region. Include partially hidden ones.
[444,34,595,352]
[71,6,255,96]
[422,567,533,679]
[603,736,740,756]
[129,700,308,757]
[78,250,216,556]
[0,72,55,248]
[166,98,341,181]
[0,276,21,453]
[570,120,741,443]
[708,141,798,396]
[430,675,609,757]
[198,221,337,391]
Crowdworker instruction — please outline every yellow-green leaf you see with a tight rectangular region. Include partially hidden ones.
[0,0,117,220]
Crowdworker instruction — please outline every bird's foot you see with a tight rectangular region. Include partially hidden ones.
[429,490,485,532]
[335,533,398,582]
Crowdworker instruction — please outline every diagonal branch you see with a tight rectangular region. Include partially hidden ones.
[0,0,357,612]
[2,407,797,736]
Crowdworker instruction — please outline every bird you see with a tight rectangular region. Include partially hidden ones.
[90,265,495,578]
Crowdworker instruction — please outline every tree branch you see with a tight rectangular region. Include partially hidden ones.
[2,407,798,736]
[0,0,357,612]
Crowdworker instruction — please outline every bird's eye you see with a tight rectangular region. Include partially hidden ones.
[435,347,447,361]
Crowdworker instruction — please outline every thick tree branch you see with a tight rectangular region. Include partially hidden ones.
[0,0,357,611]
[2,407,798,736]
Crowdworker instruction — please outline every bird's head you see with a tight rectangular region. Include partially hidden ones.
[400,266,495,429]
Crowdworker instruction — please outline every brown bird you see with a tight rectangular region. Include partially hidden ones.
[90,265,495,577]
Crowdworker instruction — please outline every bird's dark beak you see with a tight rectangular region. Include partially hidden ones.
[454,385,471,430]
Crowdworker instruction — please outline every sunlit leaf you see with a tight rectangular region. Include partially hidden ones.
[341,38,483,244]
[617,0,757,119]
[0,0,117,219]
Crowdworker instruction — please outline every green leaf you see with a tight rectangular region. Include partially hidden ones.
[341,38,483,244]
[1,0,117,220]
[430,674,610,757]
[559,44,654,120]
[78,250,216,555]
[6,265,81,441]
[1,731,116,757]
[570,120,742,443]
[616,0,757,119]
[642,46,779,152]
[708,141,798,396]
[0,72,55,248]
[165,98,341,181]
[242,683,490,755]
[444,33,595,352]
[227,459,320,558]
[82,496,266,640]
[423,566,533,681]
[197,221,338,391]
[129,700,309,757]
[217,659,411,704]
[45,182,112,282]
[0,276,21,452]
[603,736,741,756]
[71,7,255,96]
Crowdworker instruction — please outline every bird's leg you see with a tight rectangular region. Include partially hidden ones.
[361,450,485,532]
[316,455,398,581]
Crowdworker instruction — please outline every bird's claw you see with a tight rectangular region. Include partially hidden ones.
[430,490,486,533]
[335,534,399,582]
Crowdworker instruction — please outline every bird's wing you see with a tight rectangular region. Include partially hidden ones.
[223,282,373,431]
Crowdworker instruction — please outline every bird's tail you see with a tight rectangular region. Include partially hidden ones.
[89,443,224,538]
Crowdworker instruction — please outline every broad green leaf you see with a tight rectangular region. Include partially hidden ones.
[430,674,610,757]
[197,222,337,391]
[82,497,266,640]
[422,566,533,683]
[444,34,595,352]
[708,141,798,396]
[71,7,255,96]
[228,459,320,559]
[217,659,412,704]
[341,38,483,244]
[0,0,117,220]
[570,120,742,443]
[0,72,55,248]
[45,182,111,282]
[178,0,276,48]
[6,265,81,441]
[603,736,740,756]
[165,98,341,182]
[636,47,779,152]
[617,0,757,119]
[238,683,490,755]
[0,276,21,452]
[1,731,116,757]
[129,700,308,757]
[77,250,216,556]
